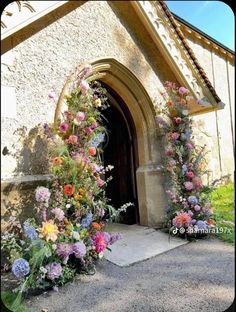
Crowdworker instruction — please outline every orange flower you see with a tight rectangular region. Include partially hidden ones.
[92,222,101,231]
[51,157,63,166]
[89,147,96,156]
[63,184,75,196]
[167,101,174,107]
[207,219,215,225]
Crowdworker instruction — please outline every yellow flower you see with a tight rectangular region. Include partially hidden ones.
[77,202,81,208]
[74,193,83,200]
[79,188,85,196]
[39,220,59,242]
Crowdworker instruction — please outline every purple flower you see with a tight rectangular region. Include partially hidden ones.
[45,262,62,280]
[35,187,51,202]
[103,232,111,244]
[73,242,86,258]
[12,258,30,278]
[57,243,74,258]
[23,222,38,240]
[196,220,208,231]
[178,87,189,95]
[187,196,198,205]
[59,122,69,132]
[194,205,201,212]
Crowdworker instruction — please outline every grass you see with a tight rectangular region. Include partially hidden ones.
[211,182,235,244]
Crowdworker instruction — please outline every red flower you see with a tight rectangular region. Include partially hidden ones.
[63,184,75,196]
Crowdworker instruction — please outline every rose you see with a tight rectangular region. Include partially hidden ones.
[59,122,69,132]
[174,117,182,124]
[89,147,96,156]
[63,184,75,196]
[186,171,194,179]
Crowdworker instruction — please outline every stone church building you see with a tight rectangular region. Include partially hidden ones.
[1,1,234,228]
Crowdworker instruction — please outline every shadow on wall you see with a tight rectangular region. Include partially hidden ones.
[1,125,51,228]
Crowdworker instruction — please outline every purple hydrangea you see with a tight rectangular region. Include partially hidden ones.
[45,262,62,280]
[56,243,74,258]
[23,222,38,240]
[182,164,188,174]
[188,196,198,205]
[35,186,51,202]
[103,232,111,244]
[81,212,93,228]
[73,242,86,258]
[196,220,208,231]
[12,258,30,279]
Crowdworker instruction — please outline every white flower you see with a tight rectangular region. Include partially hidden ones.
[52,244,57,250]
[98,252,104,259]
[72,231,80,241]
[66,204,71,209]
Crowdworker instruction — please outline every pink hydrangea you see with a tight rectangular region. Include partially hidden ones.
[79,80,90,94]
[172,211,192,228]
[184,181,193,191]
[52,207,65,221]
[35,187,51,202]
[85,127,93,135]
[168,132,180,141]
[94,232,107,253]
[193,176,203,190]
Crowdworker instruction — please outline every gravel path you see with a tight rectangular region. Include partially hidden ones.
[22,237,234,312]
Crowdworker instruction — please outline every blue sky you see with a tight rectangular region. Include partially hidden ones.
[165,1,235,51]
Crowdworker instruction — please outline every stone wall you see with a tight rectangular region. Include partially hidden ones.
[184,34,235,183]
[1,1,178,227]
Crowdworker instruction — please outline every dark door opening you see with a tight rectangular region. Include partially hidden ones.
[102,86,139,225]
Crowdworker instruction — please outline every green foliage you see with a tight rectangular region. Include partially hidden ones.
[1,291,31,312]
[211,183,234,244]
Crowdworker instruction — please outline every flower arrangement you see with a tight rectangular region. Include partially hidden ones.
[155,81,215,236]
[1,64,131,309]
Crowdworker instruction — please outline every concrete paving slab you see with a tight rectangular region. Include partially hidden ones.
[104,223,188,267]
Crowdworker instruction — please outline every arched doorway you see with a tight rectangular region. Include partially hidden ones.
[102,84,139,225]
[89,58,167,227]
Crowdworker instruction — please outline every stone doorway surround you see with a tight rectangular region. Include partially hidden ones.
[90,58,167,227]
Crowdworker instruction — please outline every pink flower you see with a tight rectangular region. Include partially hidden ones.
[52,207,65,221]
[174,117,182,124]
[64,111,74,121]
[85,127,93,135]
[79,80,90,94]
[48,90,57,100]
[186,171,194,179]
[76,112,85,121]
[184,181,193,191]
[165,148,173,157]
[59,122,69,132]
[193,177,203,190]
[169,159,176,167]
[186,142,194,150]
[172,211,192,228]
[94,232,107,253]
[89,147,96,156]
[178,87,189,95]
[67,135,78,144]
[97,177,104,187]
[168,132,180,141]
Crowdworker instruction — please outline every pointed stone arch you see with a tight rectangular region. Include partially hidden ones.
[90,58,166,227]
